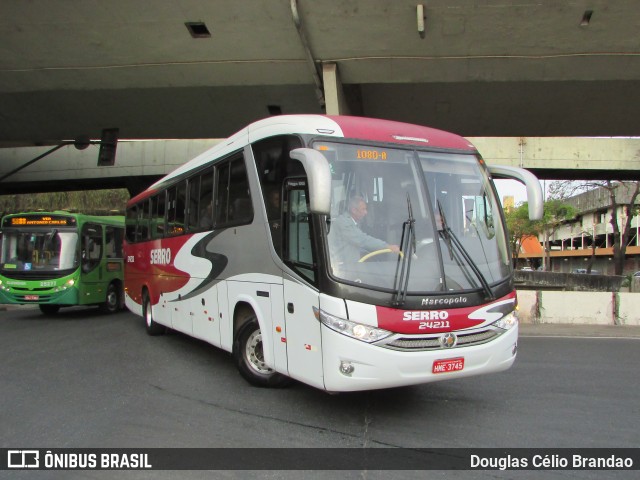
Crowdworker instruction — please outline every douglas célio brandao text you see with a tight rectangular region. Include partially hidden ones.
[470,453,634,470]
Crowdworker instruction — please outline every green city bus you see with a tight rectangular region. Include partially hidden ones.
[0,211,125,315]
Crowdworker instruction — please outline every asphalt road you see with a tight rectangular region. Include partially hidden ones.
[1,306,639,479]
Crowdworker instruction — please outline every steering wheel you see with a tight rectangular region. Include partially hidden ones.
[358,248,404,263]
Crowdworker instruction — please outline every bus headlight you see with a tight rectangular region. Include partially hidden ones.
[313,307,392,343]
[54,279,76,292]
[492,311,518,330]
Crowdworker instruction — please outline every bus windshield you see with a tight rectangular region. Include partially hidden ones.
[0,230,79,272]
[319,142,510,294]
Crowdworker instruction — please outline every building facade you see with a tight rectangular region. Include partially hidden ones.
[515,183,640,275]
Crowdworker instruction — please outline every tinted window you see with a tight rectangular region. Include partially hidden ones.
[215,155,253,227]
[136,199,149,241]
[188,167,214,232]
[188,175,201,231]
[125,206,137,243]
[81,223,103,273]
[284,186,315,283]
[151,193,166,239]
[105,226,124,258]
[252,135,304,255]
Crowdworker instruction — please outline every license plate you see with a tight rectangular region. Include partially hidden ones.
[432,357,464,374]
[24,295,39,301]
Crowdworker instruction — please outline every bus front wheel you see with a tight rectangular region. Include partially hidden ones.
[143,292,165,336]
[233,316,291,388]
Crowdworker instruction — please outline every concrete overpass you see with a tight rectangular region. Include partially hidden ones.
[1,1,640,195]
[1,0,640,147]
[0,136,638,196]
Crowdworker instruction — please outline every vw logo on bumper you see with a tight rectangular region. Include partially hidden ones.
[439,332,457,348]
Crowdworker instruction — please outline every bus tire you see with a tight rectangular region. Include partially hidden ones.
[39,304,60,315]
[143,292,165,336]
[100,282,121,314]
[233,315,291,388]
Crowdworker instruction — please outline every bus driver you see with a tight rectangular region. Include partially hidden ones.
[329,196,400,265]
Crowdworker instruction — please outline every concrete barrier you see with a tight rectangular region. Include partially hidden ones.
[516,290,640,326]
[514,270,627,291]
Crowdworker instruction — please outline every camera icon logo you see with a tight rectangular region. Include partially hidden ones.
[7,450,40,468]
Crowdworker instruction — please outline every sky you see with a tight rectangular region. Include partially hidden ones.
[494,178,547,207]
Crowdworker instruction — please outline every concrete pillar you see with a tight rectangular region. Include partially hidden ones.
[322,63,350,115]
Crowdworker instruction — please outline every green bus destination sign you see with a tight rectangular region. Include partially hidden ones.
[5,215,75,227]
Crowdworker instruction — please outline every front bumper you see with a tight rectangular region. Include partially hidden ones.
[321,324,518,392]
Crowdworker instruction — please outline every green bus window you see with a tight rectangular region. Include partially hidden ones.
[81,223,103,273]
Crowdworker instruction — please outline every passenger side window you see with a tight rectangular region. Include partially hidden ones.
[199,168,214,230]
[215,162,230,224]
[151,192,166,239]
[167,182,186,236]
[81,223,103,273]
[188,175,201,231]
[176,182,186,234]
[105,226,124,258]
[252,135,304,256]
[136,199,150,241]
[215,155,252,227]
[283,182,316,284]
[188,167,214,231]
[125,206,137,243]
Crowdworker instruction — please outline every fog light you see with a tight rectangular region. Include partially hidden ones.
[339,361,354,376]
[512,343,518,356]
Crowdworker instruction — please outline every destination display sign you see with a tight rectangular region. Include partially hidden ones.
[4,215,76,227]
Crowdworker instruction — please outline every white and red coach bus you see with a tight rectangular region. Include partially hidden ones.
[124,115,542,392]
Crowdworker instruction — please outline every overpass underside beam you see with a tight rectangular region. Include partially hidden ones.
[2,137,640,196]
[469,137,640,181]
[0,139,220,196]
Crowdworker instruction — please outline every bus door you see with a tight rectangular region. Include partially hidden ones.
[281,181,324,389]
[104,224,124,286]
[80,223,105,305]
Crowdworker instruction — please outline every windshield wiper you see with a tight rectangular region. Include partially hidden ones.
[437,201,495,301]
[392,193,416,307]
[436,202,454,261]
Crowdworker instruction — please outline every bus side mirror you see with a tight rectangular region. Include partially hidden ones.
[488,165,544,220]
[289,148,331,215]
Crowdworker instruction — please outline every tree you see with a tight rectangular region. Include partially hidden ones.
[537,199,576,271]
[0,190,128,216]
[549,180,640,275]
[504,202,538,265]
[503,199,575,270]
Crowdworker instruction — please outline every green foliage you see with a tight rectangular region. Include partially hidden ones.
[538,199,576,229]
[505,202,537,236]
[504,199,576,260]
[0,190,129,216]
[504,202,537,256]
